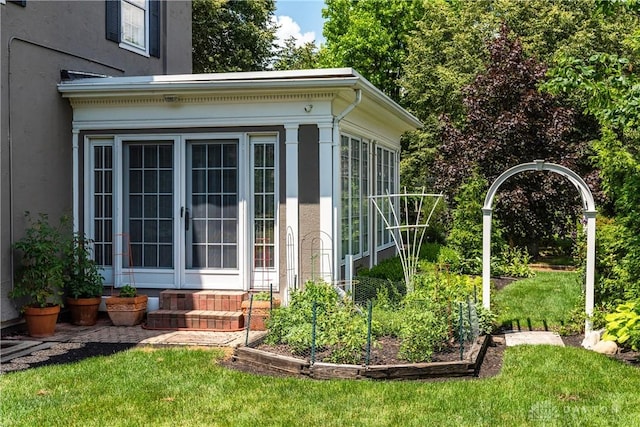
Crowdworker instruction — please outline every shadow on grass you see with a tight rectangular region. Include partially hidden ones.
[499,318,554,332]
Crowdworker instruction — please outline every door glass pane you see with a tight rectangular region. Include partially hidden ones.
[93,145,113,266]
[253,140,276,269]
[125,143,173,268]
[188,140,238,269]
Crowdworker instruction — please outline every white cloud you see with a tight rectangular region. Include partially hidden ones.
[272,15,316,48]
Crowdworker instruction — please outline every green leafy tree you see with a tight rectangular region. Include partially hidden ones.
[272,37,319,71]
[320,0,426,102]
[544,1,640,301]
[192,0,277,73]
[434,26,600,251]
[401,0,639,188]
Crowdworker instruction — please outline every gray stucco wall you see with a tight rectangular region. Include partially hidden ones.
[1,1,192,322]
[297,125,321,284]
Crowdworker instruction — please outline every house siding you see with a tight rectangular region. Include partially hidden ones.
[297,125,322,285]
[1,0,192,322]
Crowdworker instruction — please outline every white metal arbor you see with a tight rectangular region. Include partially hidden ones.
[371,190,443,292]
[481,160,597,333]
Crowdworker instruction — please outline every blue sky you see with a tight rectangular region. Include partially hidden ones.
[274,0,326,47]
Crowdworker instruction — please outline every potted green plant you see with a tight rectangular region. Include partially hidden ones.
[241,291,281,331]
[63,233,104,326]
[10,212,66,337]
[105,284,148,326]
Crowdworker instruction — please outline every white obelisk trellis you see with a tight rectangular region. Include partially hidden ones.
[481,160,597,334]
[371,190,443,292]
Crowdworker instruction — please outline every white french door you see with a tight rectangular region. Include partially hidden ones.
[182,138,244,289]
[88,133,277,291]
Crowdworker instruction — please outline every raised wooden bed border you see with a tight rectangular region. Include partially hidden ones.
[232,334,492,380]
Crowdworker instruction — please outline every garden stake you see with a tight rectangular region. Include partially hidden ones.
[245,294,254,347]
[366,300,373,366]
[459,302,464,360]
[473,284,477,304]
[270,283,273,312]
[467,296,473,342]
[311,300,317,365]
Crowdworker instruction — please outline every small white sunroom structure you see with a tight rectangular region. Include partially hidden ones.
[58,68,422,306]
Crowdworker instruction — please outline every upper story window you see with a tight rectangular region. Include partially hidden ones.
[106,0,160,58]
[122,0,147,51]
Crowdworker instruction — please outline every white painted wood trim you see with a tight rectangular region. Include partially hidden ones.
[318,121,334,282]
[285,123,299,301]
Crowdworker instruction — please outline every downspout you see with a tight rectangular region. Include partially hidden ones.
[72,129,79,233]
[331,89,362,287]
[6,36,125,295]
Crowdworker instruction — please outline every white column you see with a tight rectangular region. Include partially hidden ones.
[481,208,493,309]
[72,129,80,233]
[584,210,597,334]
[318,121,334,282]
[285,123,299,302]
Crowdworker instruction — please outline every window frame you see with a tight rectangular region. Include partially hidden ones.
[340,133,370,262]
[106,0,160,58]
[119,0,149,56]
[375,145,398,251]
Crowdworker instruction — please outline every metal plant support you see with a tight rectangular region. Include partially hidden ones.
[370,189,443,292]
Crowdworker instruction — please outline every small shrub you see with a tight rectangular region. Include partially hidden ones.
[475,303,497,335]
[420,242,444,262]
[266,281,369,364]
[602,299,640,351]
[357,256,405,282]
[494,246,535,279]
[398,297,448,362]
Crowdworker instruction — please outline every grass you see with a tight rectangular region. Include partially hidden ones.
[1,345,639,426]
[493,271,583,331]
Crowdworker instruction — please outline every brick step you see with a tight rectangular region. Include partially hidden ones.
[160,290,248,312]
[146,309,244,331]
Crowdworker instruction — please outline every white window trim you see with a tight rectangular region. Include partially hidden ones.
[340,133,372,263]
[249,133,280,290]
[119,0,150,57]
[375,144,399,252]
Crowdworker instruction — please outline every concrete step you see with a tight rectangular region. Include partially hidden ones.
[160,290,248,312]
[146,309,244,331]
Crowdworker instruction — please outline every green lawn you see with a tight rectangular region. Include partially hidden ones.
[493,271,583,331]
[1,345,639,426]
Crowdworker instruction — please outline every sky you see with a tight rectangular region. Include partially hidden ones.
[274,0,326,48]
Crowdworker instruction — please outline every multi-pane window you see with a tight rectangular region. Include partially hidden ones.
[341,135,369,259]
[189,141,238,269]
[93,145,113,266]
[121,0,147,51]
[376,146,397,248]
[254,141,276,269]
[125,143,174,268]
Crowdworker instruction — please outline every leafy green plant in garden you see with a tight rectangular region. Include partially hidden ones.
[494,247,535,279]
[398,290,449,362]
[63,233,104,299]
[602,299,640,351]
[10,212,67,309]
[266,281,368,364]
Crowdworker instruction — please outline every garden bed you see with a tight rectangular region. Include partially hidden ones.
[232,334,491,380]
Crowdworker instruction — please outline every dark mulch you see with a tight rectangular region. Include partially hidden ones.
[28,343,137,370]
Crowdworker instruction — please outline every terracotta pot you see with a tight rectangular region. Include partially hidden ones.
[105,295,148,326]
[241,299,281,331]
[24,305,60,337]
[66,297,102,326]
